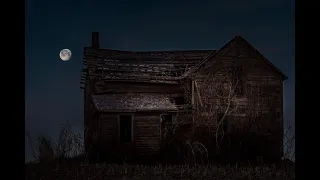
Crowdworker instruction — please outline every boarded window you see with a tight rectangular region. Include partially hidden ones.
[232,65,244,95]
[119,115,132,143]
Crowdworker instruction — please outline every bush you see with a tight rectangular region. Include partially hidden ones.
[25,121,84,164]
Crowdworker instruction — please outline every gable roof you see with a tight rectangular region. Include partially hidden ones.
[239,37,288,80]
[180,36,288,80]
[82,33,288,84]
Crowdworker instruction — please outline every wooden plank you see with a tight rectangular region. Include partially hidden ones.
[194,80,203,107]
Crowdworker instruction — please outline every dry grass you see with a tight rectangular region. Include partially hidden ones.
[25,162,294,180]
[25,122,295,180]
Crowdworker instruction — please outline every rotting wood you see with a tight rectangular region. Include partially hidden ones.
[191,80,195,105]
[194,80,203,107]
[82,34,287,161]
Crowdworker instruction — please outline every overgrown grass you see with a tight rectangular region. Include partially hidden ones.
[25,122,295,179]
[25,162,294,180]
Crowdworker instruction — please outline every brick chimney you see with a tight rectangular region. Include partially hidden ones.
[92,32,99,49]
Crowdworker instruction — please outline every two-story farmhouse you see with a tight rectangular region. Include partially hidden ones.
[81,32,287,162]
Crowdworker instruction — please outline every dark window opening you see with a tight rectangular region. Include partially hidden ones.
[232,65,244,95]
[161,115,173,124]
[172,96,186,105]
[218,113,229,132]
[119,115,132,143]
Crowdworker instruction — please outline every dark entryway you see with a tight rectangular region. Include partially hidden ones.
[119,115,132,143]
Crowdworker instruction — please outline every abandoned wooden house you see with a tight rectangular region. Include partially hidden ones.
[81,32,287,162]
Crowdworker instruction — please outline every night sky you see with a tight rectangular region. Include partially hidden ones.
[25,0,295,162]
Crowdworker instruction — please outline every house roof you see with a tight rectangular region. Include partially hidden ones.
[239,37,288,80]
[82,34,288,83]
[180,36,288,80]
[91,93,178,112]
[83,48,214,83]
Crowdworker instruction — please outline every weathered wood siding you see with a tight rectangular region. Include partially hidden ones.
[84,76,184,157]
[84,76,100,152]
[93,81,182,94]
[98,112,162,155]
[134,113,161,154]
[98,113,119,147]
[194,40,283,125]
[192,41,284,159]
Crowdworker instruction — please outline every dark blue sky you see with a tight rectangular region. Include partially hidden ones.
[25,0,295,161]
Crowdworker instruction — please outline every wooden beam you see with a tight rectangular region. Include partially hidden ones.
[191,80,195,105]
[194,80,203,107]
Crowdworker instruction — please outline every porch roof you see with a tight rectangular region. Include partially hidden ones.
[92,93,178,112]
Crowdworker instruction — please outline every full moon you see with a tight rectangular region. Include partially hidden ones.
[59,49,72,61]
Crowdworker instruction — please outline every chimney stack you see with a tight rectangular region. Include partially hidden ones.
[92,32,99,49]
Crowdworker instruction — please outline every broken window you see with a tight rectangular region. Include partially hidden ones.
[119,115,132,143]
[232,65,244,96]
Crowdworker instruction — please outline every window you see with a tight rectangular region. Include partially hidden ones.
[232,65,244,95]
[161,115,173,127]
[119,115,132,143]
[162,114,172,121]
[172,96,185,105]
[217,113,229,132]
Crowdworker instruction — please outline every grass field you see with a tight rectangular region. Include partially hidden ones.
[25,123,295,179]
[25,162,295,180]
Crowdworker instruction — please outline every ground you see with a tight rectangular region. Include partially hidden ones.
[25,162,294,180]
